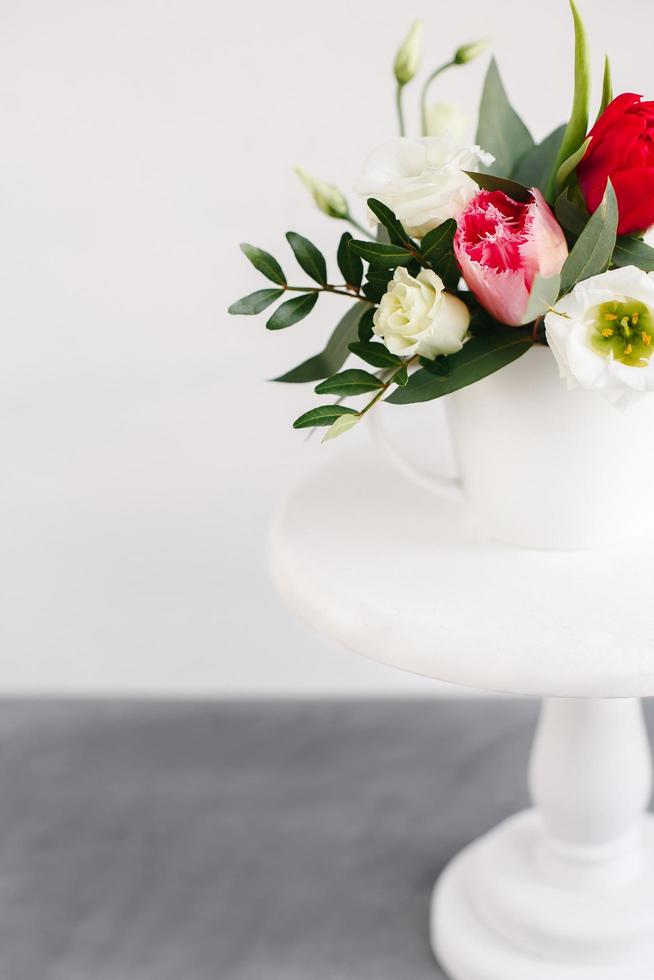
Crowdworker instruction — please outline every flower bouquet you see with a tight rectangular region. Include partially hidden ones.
[230,1,654,547]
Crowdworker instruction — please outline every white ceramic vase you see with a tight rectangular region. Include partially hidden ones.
[371,344,654,550]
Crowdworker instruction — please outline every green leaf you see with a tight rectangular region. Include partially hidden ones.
[546,0,591,201]
[315,368,383,397]
[421,355,450,376]
[266,292,318,330]
[420,220,457,263]
[293,405,359,429]
[555,189,589,237]
[240,243,287,285]
[285,231,327,284]
[465,171,532,203]
[434,252,460,291]
[393,363,408,386]
[366,198,412,247]
[348,340,402,369]
[476,58,535,177]
[349,240,413,268]
[357,307,375,341]
[361,268,394,304]
[337,232,363,289]
[273,301,368,383]
[559,181,617,294]
[613,236,654,272]
[228,288,284,315]
[518,274,561,325]
[555,136,591,194]
[387,328,533,404]
[596,54,613,121]
[321,413,361,442]
[512,125,566,196]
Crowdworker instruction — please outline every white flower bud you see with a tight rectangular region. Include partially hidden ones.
[295,167,349,219]
[394,21,423,86]
[453,39,488,65]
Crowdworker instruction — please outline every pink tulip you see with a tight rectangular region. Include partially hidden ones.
[453,188,568,326]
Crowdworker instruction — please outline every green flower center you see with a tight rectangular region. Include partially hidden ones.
[589,298,654,368]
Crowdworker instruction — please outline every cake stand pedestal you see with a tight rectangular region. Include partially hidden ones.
[268,447,654,980]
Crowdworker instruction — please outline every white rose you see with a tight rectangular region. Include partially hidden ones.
[545,265,654,409]
[373,267,470,360]
[355,136,494,239]
[425,101,469,143]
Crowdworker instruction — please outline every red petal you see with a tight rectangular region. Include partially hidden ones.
[611,169,654,234]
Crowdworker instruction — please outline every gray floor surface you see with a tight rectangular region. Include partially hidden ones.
[0,697,599,978]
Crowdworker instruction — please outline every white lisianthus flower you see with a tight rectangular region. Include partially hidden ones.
[425,101,469,143]
[355,136,494,238]
[373,267,470,359]
[545,265,654,408]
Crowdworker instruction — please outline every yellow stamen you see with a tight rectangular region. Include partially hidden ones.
[643,332,651,346]
[633,311,640,324]
[625,343,633,355]
[604,313,617,321]
[602,328,614,337]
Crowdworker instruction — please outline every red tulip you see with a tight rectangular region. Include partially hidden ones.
[578,93,654,236]
[453,188,568,326]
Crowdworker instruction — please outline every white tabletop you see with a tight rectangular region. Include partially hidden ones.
[269,446,654,699]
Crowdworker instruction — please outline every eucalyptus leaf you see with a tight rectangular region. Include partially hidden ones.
[518,274,561,325]
[465,171,531,202]
[613,236,654,272]
[349,240,413,268]
[367,198,412,247]
[293,404,359,429]
[559,181,617,294]
[266,291,318,330]
[273,301,368,383]
[555,190,589,237]
[337,232,363,289]
[315,368,383,397]
[285,231,327,284]
[228,288,284,315]
[387,328,533,404]
[555,136,591,193]
[240,243,286,285]
[420,220,457,263]
[348,341,402,369]
[546,0,591,200]
[476,58,534,177]
[322,413,361,442]
[512,125,566,195]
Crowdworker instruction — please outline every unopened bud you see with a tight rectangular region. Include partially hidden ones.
[453,39,488,65]
[295,167,349,219]
[394,20,423,85]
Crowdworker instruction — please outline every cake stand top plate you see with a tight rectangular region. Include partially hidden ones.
[269,447,654,699]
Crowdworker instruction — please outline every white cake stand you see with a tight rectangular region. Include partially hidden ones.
[269,446,654,980]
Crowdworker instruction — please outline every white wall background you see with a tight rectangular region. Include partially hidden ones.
[0,0,651,695]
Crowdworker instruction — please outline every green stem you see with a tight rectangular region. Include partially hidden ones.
[419,60,456,135]
[285,284,373,303]
[395,84,406,137]
[345,215,375,239]
[359,358,418,416]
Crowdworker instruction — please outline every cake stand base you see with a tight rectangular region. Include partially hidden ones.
[431,698,654,980]
[432,811,654,980]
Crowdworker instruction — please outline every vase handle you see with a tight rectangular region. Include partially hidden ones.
[368,408,464,500]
